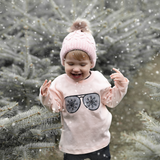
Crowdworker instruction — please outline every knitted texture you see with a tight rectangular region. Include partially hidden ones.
[60,30,97,68]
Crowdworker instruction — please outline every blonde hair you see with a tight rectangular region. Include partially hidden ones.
[65,50,90,61]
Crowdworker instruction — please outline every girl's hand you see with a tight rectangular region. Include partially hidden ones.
[41,79,51,96]
[110,68,125,82]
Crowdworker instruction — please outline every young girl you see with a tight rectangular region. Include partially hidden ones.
[39,18,129,160]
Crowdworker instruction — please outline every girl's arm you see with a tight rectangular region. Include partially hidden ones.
[39,79,62,113]
[101,68,129,108]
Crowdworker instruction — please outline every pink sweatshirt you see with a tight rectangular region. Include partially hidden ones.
[39,71,129,154]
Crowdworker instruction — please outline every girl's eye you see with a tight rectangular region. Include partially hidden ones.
[81,64,86,66]
[68,63,74,66]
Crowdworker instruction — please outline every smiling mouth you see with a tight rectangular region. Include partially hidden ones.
[72,73,82,79]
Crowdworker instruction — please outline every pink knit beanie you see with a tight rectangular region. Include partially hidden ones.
[60,18,97,68]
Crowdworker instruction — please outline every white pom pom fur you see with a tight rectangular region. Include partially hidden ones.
[67,18,92,33]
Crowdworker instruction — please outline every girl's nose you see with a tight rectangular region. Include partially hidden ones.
[73,66,80,72]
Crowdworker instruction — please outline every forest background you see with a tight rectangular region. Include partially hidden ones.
[0,0,160,159]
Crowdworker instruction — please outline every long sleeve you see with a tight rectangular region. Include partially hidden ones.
[38,72,129,154]
[101,78,129,108]
[39,80,63,113]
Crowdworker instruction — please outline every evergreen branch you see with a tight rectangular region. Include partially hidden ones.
[25,142,55,150]
[104,36,115,45]
[0,98,11,106]
[13,143,56,160]
[0,118,10,127]
[23,79,42,88]
[121,109,160,158]
[27,17,54,38]
[23,10,34,80]
[0,102,18,118]
[0,22,20,35]
[26,111,58,128]
[30,129,43,136]
[138,13,158,31]
[139,111,158,126]
[11,107,59,133]
[80,0,98,18]
[0,46,24,64]
[139,111,160,134]
[90,9,114,22]
[25,112,59,129]
[6,3,56,41]
[12,64,23,76]
[129,44,146,53]
[149,93,160,102]
[14,111,41,123]
[151,26,160,31]
[26,63,35,79]
[26,30,54,44]
[2,106,43,128]
[98,21,122,37]
[136,34,158,43]
[121,149,156,160]
[0,69,41,88]
[145,81,160,92]
[104,29,137,50]
[28,146,54,149]
[121,132,155,153]
[11,3,35,21]
[49,0,69,21]
[18,18,46,37]
[39,72,59,81]
[114,29,137,44]
[0,52,23,63]
[152,39,160,45]
[152,110,160,118]
[1,46,55,70]
[0,45,17,55]
[40,18,55,36]
[1,106,49,130]
[29,123,61,138]
[17,18,58,46]
[118,18,141,30]
[41,123,62,132]
[27,1,42,13]
[119,10,143,22]
[105,8,125,24]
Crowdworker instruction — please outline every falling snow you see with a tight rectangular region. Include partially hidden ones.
[0,0,160,159]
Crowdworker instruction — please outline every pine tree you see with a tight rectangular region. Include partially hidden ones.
[0,0,160,159]
[121,81,160,160]
[1,0,159,79]
[118,1,160,158]
[0,0,62,159]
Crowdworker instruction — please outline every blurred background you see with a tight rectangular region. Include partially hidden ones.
[0,0,160,159]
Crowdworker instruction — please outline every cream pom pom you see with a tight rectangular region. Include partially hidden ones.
[67,18,92,33]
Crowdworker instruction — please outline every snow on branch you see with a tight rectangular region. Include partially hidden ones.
[145,81,160,101]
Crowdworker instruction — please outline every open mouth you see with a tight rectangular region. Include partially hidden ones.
[71,73,82,79]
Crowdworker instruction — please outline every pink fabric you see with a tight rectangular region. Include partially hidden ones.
[39,71,129,154]
[60,30,97,67]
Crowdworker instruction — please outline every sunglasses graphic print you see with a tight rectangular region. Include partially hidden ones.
[65,93,100,113]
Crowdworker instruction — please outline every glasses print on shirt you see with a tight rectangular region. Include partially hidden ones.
[65,93,100,113]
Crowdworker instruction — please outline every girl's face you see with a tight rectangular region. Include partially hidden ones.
[64,51,92,82]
